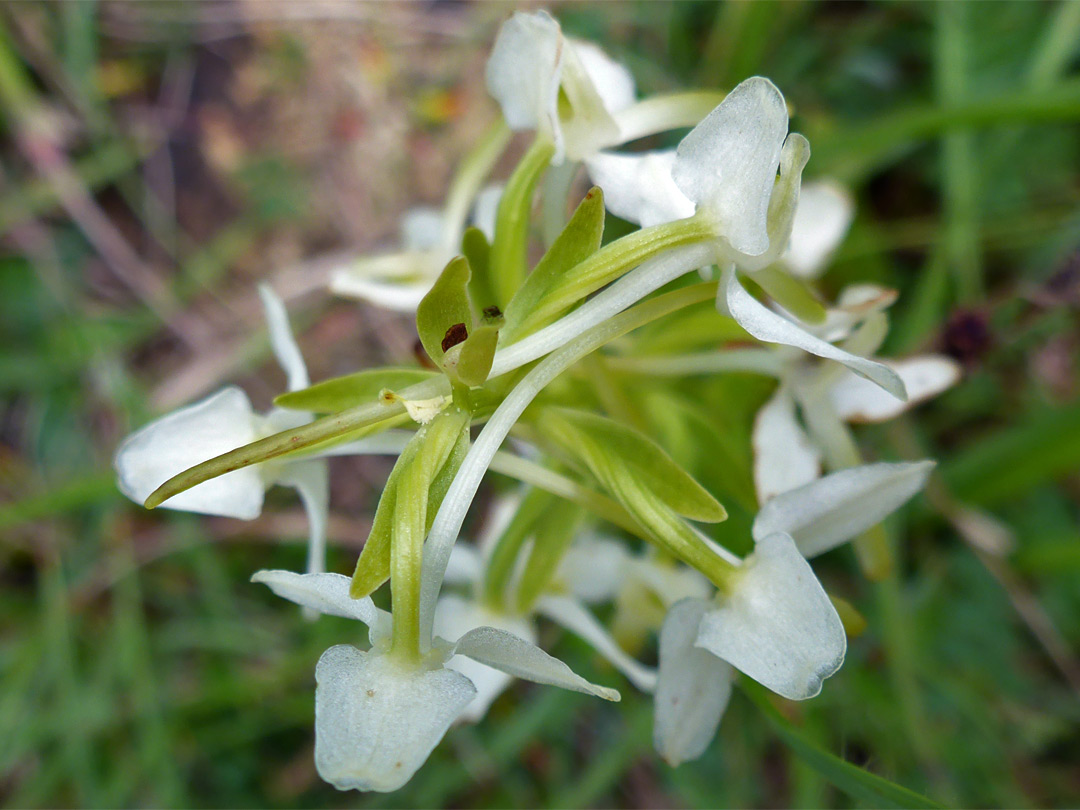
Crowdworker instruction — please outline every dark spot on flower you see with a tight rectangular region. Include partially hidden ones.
[483,305,502,321]
[441,322,469,352]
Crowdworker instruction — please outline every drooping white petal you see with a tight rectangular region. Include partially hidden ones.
[672,77,788,257]
[783,181,855,279]
[400,207,445,252]
[251,570,387,630]
[471,184,503,242]
[453,625,620,701]
[536,595,658,692]
[556,535,632,603]
[257,284,309,392]
[314,645,476,793]
[277,459,330,575]
[485,11,562,138]
[443,543,483,587]
[830,355,961,423]
[653,598,733,766]
[114,386,264,519]
[434,594,536,723]
[570,39,636,115]
[752,461,935,558]
[723,268,907,400]
[585,151,696,228]
[752,385,822,503]
[696,533,845,700]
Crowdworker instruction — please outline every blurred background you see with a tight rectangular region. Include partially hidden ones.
[1,1,1079,807]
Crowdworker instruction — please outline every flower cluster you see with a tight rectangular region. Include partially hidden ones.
[114,11,958,794]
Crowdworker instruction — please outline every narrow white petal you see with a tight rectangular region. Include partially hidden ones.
[569,39,636,114]
[314,646,476,792]
[585,151,696,228]
[753,461,936,558]
[443,543,483,587]
[672,77,788,256]
[752,386,822,503]
[330,271,435,313]
[536,595,658,692]
[454,625,620,701]
[277,460,330,575]
[434,595,535,723]
[251,570,387,630]
[400,207,445,251]
[556,535,631,603]
[696,533,846,700]
[783,181,855,279]
[485,11,561,138]
[830,355,961,423]
[471,184,503,242]
[723,268,907,400]
[114,387,264,519]
[257,284,308,392]
[654,598,733,766]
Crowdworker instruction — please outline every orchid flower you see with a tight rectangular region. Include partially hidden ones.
[114,286,331,573]
[251,569,619,792]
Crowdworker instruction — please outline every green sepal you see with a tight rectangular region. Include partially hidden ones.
[416,256,474,369]
[503,187,606,339]
[274,367,440,413]
[514,500,584,614]
[453,322,500,388]
[481,487,555,610]
[462,226,496,314]
[538,407,727,523]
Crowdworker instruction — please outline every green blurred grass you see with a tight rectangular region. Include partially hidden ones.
[1,1,1079,807]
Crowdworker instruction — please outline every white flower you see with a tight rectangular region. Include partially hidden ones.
[114,286,330,573]
[252,569,620,793]
[782,181,855,279]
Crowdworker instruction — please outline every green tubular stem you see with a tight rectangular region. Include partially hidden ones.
[612,91,727,143]
[605,348,783,377]
[440,119,511,253]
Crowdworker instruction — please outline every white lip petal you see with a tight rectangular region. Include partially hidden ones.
[536,594,658,692]
[453,625,620,701]
[752,461,936,558]
[114,386,264,519]
[695,533,846,700]
[569,38,636,115]
[314,645,476,793]
[722,268,908,400]
[653,598,734,766]
[257,284,309,393]
[585,150,696,228]
[830,355,961,423]
[485,11,562,138]
[783,181,855,279]
[672,77,788,257]
[251,570,387,629]
[434,594,536,723]
[752,385,822,504]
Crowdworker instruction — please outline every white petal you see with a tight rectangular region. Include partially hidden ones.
[485,11,561,138]
[314,645,476,793]
[569,39,636,114]
[624,557,713,607]
[752,386,822,503]
[654,598,733,766]
[672,77,788,256]
[277,460,330,575]
[696,533,845,700]
[434,594,535,723]
[723,268,907,400]
[536,595,658,692]
[471,184,503,243]
[114,387,264,519]
[400,207,445,252]
[585,151,696,228]
[453,625,620,701]
[556,535,631,603]
[330,268,435,313]
[783,181,855,279]
[442,543,483,587]
[830,355,961,423]
[251,570,388,630]
[257,284,308,392]
[753,461,935,558]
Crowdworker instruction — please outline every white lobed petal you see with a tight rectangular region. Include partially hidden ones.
[257,284,309,393]
[251,570,388,632]
[830,355,961,423]
[696,533,846,700]
[753,461,936,558]
[453,625,620,701]
[485,11,562,139]
[314,645,476,793]
[434,594,536,723]
[536,595,658,692]
[722,268,908,399]
[584,150,695,228]
[114,386,264,519]
[752,385,822,503]
[672,77,788,257]
[654,598,734,766]
[783,181,855,279]
[570,39,636,115]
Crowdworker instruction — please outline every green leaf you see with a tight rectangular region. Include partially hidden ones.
[274,367,440,413]
[482,487,556,609]
[538,407,727,523]
[462,226,496,313]
[742,680,945,809]
[416,256,474,369]
[515,500,584,613]
[503,187,607,338]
